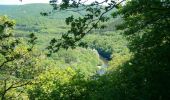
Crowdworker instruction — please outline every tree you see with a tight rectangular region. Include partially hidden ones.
[13,0,169,99]
[47,0,125,55]
[111,0,170,99]
[27,67,89,100]
[0,16,43,100]
[48,0,170,99]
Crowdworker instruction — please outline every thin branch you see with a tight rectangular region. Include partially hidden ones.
[0,59,14,70]
[85,0,125,34]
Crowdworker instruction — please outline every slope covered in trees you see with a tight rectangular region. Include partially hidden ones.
[0,0,169,99]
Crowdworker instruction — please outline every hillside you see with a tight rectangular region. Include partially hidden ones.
[0,3,126,58]
[0,4,82,34]
[0,3,119,33]
[0,1,169,99]
[0,2,128,88]
[0,3,124,51]
[0,3,81,19]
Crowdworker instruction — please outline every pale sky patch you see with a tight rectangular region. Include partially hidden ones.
[0,0,49,5]
[0,0,107,5]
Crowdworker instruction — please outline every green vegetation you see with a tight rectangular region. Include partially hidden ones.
[0,0,170,99]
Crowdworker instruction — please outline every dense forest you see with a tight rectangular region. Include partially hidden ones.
[0,0,170,100]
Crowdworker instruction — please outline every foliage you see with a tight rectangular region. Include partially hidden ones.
[111,0,170,99]
[83,31,128,60]
[48,0,125,54]
[27,67,89,100]
[46,0,170,99]
[0,16,44,99]
[1,0,169,99]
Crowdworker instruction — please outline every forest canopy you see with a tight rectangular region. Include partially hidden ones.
[0,0,170,100]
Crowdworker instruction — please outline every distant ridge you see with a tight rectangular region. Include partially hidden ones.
[0,3,49,6]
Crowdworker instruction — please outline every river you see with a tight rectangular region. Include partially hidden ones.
[97,54,109,75]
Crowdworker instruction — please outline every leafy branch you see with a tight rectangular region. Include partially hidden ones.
[47,0,125,56]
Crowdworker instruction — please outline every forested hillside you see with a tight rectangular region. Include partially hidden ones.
[0,0,169,100]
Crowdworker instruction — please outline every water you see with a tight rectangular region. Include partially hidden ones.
[97,55,109,75]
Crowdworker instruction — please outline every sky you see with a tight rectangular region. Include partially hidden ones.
[0,0,49,5]
[0,0,105,5]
